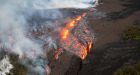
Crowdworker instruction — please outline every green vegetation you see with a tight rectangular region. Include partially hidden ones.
[118,26,140,75]
[114,62,140,75]
[123,26,140,41]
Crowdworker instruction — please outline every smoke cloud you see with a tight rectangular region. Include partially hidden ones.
[0,0,98,75]
[0,55,13,75]
[33,0,98,9]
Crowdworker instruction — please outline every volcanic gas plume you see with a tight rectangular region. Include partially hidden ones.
[0,0,98,75]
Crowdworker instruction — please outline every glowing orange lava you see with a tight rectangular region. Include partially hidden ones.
[58,13,93,60]
[61,13,87,40]
[62,29,69,39]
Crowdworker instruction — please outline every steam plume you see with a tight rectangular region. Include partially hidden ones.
[0,55,13,75]
[0,0,98,75]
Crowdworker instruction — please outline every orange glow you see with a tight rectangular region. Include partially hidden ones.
[62,29,69,39]
[81,43,92,59]
[76,16,82,21]
[89,43,92,50]
[68,20,75,28]
[61,14,84,40]
[58,13,93,60]
[81,48,88,60]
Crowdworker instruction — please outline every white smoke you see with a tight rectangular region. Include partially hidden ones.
[0,0,98,58]
[0,0,98,75]
[0,55,13,75]
[0,0,43,59]
[33,0,98,9]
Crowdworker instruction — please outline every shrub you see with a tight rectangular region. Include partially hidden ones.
[123,27,140,41]
[114,61,140,75]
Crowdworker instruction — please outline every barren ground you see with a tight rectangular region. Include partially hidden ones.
[50,0,140,75]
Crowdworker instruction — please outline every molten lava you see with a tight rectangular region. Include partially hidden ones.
[61,13,87,40]
[56,13,93,60]
[62,29,69,39]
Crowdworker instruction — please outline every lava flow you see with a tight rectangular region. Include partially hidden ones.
[61,13,87,40]
[55,13,94,60]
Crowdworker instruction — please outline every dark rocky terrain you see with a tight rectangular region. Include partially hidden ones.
[53,0,140,75]
[1,0,140,75]
[66,41,140,75]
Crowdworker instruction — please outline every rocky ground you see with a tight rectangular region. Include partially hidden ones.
[72,41,140,75]
[50,0,140,75]
[1,0,139,75]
